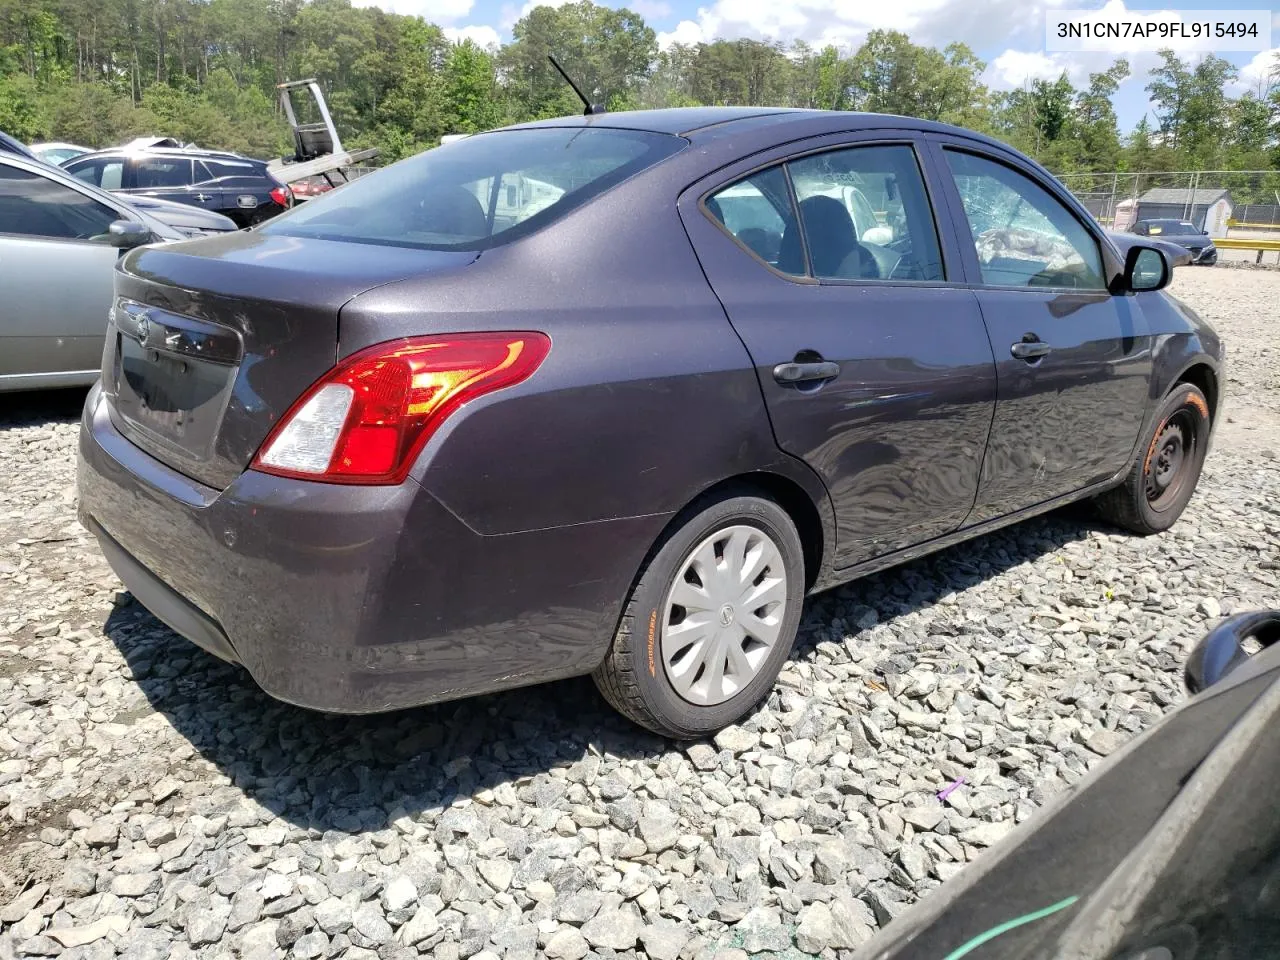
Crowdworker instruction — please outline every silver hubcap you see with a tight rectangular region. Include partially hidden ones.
[660,524,788,706]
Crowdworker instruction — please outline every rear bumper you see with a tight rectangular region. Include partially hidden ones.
[77,384,656,713]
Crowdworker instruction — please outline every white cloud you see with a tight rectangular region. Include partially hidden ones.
[632,0,672,19]
[657,0,1078,55]
[657,19,709,49]
[1237,47,1280,94]
[351,0,473,21]
[443,24,502,47]
[987,50,1068,87]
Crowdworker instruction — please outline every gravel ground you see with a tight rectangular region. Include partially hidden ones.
[2,266,1279,960]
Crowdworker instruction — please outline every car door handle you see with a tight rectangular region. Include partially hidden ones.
[193,194,213,202]
[773,360,841,384]
[1010,339,1052,361]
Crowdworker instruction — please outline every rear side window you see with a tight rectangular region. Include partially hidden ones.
[198,159,260,182]
[135,157,195,188]
[262,127,685,251]
[68,157,124,191]
[0,164,117,240]
[944,150,1105,290]
[705,167,800,273]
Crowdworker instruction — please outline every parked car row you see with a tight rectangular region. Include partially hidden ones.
[0,132,293,228]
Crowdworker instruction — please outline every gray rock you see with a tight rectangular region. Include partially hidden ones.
[109,873,160,898]
[638,802,680,854]
[900,805,944,831]
[84,823,118,848]
[476,859,513,893]
[959,821,1013,847]
[580,908,642,950]
[898,844,931,882]
[291,931,328,959]
[829,895,874,949]
[796,902,833,953]
[557,891,602,924]
[185,899,231,945]
[381,876,418,912]
[351,902,392,945]
[712,726,759,753]
[685,744,719,770]
[313,898,353,935]
[397,903,441,946]
[639,921,691,960]
[734,907,790,953]
[1086,728,1128,756]
[542,927,588,960]
[228,889,266,932]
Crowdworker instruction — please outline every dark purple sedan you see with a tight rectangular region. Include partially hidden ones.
[76,107,1224,738]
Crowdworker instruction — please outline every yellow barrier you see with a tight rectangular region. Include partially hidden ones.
[1213,236,1280,264]
[1227,220,1280,230]
[1215,237,1280,251]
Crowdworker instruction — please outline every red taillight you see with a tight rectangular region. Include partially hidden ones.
[269,185,292,208]
[252,333,551,485]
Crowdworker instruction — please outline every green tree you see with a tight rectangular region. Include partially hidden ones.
[500,2,655,119]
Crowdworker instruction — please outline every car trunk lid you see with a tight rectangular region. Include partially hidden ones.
[103,231,477,490]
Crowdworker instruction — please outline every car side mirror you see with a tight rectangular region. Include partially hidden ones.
[1185,611,1280,694]
[1124,245,1170,292]
[108,220,153,249]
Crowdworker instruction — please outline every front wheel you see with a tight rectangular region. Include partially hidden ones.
[593,494,805,739]
[1093,383,1211,534]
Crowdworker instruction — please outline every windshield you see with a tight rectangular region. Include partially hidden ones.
[1144,220,1199,234]
[261,127,685,252]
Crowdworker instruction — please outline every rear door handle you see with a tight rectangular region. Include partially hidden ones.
[773,360,841,384]
[194,193,213,202]
[1010,339,1052,361]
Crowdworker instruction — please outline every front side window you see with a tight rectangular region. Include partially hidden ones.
[706,166,800,273]
[68,158,125,191]
[262,127,685,252]
[0,164,117,240]
[945,150,1105,290]
[788,144,944,281]
[134,157,195,189]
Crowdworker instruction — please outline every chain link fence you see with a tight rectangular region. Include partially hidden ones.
[1055,170,1280,235]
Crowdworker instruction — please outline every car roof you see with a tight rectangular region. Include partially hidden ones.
[72,146,260,164]
[501,107,1017,156]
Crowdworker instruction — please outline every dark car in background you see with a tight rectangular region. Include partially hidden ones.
[1131,218,1218,265]
[77,108,1222,738]
[63,146,292,227]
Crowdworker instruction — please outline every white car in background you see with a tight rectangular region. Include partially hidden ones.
[31,141,92,166]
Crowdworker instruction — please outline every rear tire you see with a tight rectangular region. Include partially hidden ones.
[1093,383,1210,534]
[593,494,805,739]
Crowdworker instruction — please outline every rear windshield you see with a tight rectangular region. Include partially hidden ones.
[260,127,685,251]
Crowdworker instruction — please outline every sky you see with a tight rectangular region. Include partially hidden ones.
[351,0,1280,131]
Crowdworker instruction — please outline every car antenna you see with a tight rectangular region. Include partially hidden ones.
[548,55,606,116]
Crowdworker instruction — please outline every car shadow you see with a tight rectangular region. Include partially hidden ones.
[0,387,90,427]
[102,504,1105,834]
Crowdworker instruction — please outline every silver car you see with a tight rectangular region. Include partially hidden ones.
[0,153,236,392]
